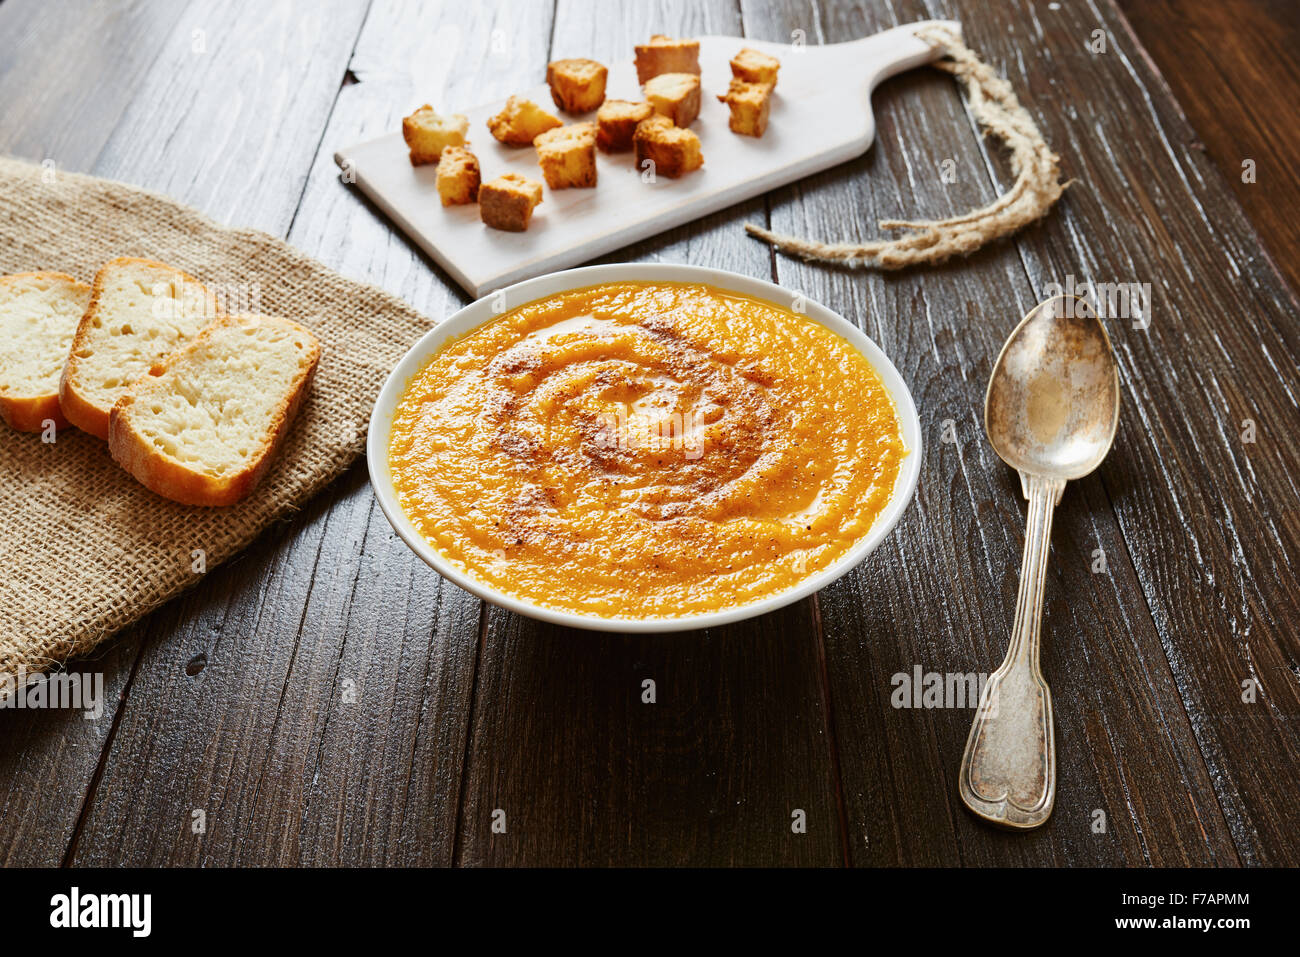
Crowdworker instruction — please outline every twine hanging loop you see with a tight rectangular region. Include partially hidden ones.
[745,26,1068,268]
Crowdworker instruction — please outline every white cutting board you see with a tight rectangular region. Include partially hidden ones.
[335,20,959,299]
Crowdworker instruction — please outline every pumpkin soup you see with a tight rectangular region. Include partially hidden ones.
[388,281,904,617]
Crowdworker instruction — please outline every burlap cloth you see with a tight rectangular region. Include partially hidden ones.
[0,156,436,678]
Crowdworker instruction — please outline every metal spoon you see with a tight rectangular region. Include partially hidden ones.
[959,295,1120,829]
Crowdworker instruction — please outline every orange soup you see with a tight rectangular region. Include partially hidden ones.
[388,281,905,617]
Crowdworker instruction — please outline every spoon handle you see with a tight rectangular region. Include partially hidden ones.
[959,472,1065,829]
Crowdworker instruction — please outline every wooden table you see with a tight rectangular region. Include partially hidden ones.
[1,0,1296,867]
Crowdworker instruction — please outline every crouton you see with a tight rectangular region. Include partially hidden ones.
[596,99,654,152]
[546,58,608,113]
[436,146,481,205]
[401,104,469,165]
[479,173,544,231]
[487,95,562,146]
[643,72,701,128]
[717,79,772,137]
[729,47,780,88]
[633,114,703,179]
[633,35,700,84]
[534,122,597,189]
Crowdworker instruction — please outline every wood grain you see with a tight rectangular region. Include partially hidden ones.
[0,0,200,867]
[1118,0,1300,295]
[67,0,558,867]
[285,0,558,867]
[992,0,1300,864]
[0,0,192,174]
[52,1,390,864]
[742,0,1242,866]
[0,640,136,866]
[0,0,1296,867]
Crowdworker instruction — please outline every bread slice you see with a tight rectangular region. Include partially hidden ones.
[108,314,321,507]
[0,272,92,432]
[60,257,220,439]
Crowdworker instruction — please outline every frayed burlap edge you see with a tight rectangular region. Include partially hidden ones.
[0,156,437,680]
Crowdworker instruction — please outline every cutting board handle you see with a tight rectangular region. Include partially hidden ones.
[818,19,960,89]
[719,19,961,152]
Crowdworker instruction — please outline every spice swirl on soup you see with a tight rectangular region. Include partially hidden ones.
[388,281,904,617]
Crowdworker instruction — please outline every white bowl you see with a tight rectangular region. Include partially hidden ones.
[367,263,922,633]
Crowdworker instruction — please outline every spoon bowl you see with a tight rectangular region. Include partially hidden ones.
[985,295,1120,481]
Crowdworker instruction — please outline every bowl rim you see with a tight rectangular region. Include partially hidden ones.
[367,262,923,633]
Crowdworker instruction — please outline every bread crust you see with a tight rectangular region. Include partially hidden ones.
[436,146,481,205]
[717,79,772,137]
[729,47,780,88]
[107,314,321,507]
[0,271,81,283]
[0,394,67,433]
[57,371,111,439]
[0,270,86,432]
[60,257,219,440]
[486,96,562,146]
[402,104,469,165]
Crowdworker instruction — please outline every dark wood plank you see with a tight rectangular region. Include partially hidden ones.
[0,0,192,172]
[0,0,379,866]
[741,0,1244,865]
[0,641,136,866]
[984,0,1300,865]
[457,605,846,866]
[67,470,481,866]
[67,0,556,867]
[89,0,370,231]
[0,0,200,868]
[285,0,557,866]
[452,0,846,867]
[1,0,1294,868]
[1118,0,1300,295]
